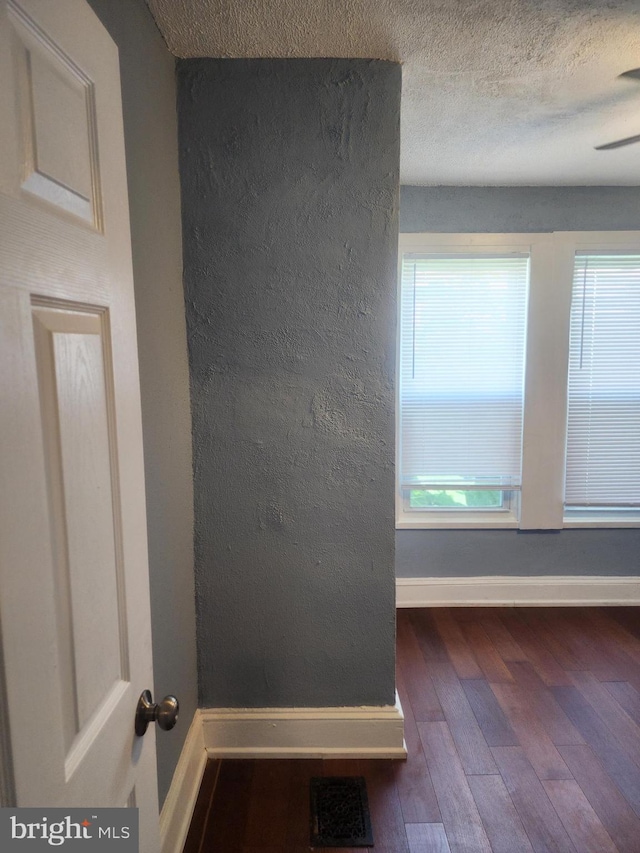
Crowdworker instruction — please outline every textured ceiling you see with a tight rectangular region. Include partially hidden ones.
[147,0,640,185]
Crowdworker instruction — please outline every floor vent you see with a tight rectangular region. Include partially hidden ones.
[310,776,374,848]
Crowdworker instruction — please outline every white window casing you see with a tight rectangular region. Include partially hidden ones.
[519,235,572,529]
[396,231,640,530]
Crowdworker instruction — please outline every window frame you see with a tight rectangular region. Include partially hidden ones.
[559,232,640,529]
[396,231,640,530]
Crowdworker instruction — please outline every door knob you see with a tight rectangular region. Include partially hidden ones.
[135,689,179,736]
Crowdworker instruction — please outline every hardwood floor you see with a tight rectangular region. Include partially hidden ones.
[184,606,640,852]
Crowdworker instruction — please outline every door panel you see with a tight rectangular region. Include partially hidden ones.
[5,0,102,225]
[0,0,159,847]
[32,304,128,747]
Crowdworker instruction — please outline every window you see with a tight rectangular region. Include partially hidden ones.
[399,251,528,523]
[564,253,640,522]
[397,232,640,529]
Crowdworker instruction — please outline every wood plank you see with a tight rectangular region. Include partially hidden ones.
[450,607,504,623]
[405,822,451,853]
[602,680,640,727]
[285,758,322,847]
[538,607,614,671]
[408,609,450,663]
[558,743,640,853]
[491,682,573,780]
[202,759,255,851]
[461,679,519,747]
[429,661,497,775]
[592,648,640,692]
[321,757,360,777]
[243,849,355,853]
[542,779,617,853]
[608,607,640,641]
[480,613,528,661]
[467,774,534,853]
[508,661,585,746]
[492,746,577,853]
[395,669,442,823]
[392,754,442,826]
[552,685,640,815]
[242,759,292,848]
[359,759,410,852]
[418,722,492,853]
[577,609,640,686]
[432,609,483,679]
[585,609,640,669]
[461,621,515,683]
[243,848,361,853]
[560,608,621,671]
[397,614,445,722]
[569,670,640,767]
[517,608,586,671]
[499,611,571,687]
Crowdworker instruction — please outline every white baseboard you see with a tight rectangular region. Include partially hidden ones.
[159,695,406,848]
[201,694,406,760]
[160,710,208,853]
[396,575,640,607]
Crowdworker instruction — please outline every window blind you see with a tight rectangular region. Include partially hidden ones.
[399,253,529,490]
[565,253,640,507]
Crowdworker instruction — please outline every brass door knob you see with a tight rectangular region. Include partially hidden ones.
[135,689,179,736]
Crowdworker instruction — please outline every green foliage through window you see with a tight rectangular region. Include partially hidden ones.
[409,489,503,509]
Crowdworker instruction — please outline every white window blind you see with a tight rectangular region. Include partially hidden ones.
[565,253,640,507]
[399,253,529,491]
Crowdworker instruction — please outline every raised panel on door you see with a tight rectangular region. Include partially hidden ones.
[32,303,130,768]
[7,0,102,226]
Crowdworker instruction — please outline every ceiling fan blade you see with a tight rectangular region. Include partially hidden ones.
[595,133,640,150]
[619,68,640,81]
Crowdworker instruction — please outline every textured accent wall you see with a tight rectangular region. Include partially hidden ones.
[178,59,400,707]
[397,184,640,579]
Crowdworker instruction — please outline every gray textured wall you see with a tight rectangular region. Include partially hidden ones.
[178,58,400,708]
[86,0,197,806]
[400,185,640,233]
[398,184,640,578]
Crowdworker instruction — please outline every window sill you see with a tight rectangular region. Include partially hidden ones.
[563,517,640,529]
[396,510,520,530]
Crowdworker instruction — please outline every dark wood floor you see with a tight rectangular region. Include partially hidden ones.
[184,606,640,852]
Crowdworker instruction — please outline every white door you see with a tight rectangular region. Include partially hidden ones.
[0,0,160,847]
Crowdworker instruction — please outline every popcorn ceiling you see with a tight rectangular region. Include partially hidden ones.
[148,0,640,184]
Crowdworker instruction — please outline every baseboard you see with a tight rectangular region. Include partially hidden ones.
[201,694,406,760]
[160,710,208,853]
[396,575,640,607]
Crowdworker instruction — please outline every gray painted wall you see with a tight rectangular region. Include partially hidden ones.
[400,186,640,233]
[178,58,400,708]
[86,0,197,806]
[398,184,640,578]
[397,529,640,577]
